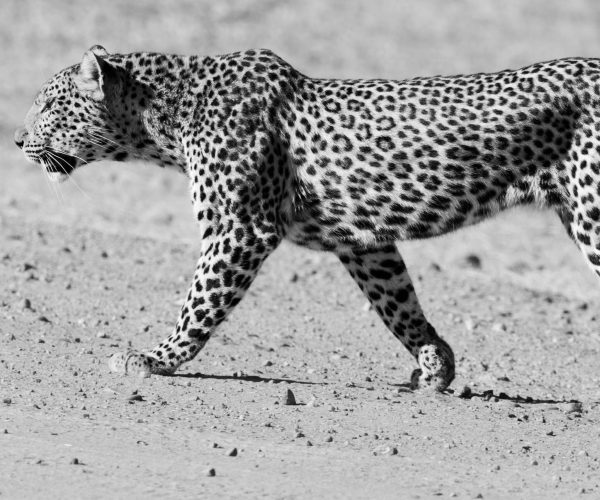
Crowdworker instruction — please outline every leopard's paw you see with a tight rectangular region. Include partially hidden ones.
[108,351,153,378]
[410,341,455,392]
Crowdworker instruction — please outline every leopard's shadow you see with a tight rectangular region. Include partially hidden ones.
[462,390,580,405]
[390,384,582,405]
[173,372,327,385]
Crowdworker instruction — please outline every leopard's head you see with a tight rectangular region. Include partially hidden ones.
[15,45,138,182]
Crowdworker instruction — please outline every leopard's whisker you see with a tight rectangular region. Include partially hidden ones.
[87,129,138,156]
[46,146,89,166]
[45,150,92,201]
[39,157,63,204]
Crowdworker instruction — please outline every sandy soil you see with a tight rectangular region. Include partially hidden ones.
[4,1,600,498]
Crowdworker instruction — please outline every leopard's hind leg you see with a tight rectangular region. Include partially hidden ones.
[338,244,455,391]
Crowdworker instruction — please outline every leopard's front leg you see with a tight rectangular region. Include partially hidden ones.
[109,218,281,377]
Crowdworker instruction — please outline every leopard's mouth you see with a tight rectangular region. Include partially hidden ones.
[37,150,77,182]
[40,150,77,175]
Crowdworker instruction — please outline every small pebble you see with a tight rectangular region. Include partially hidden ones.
[205,467,216,477]
[565,402,583,414]
[22,298,32,310]
[210,442,220,448]
[458,386,472,399]
[70,458,79,465]
[283,389,297,406]
[38,316,51,323]
[306,440,313,446]
[262,360,273,367]
[2,398,12,405]
[127,393,144,402]
[482,389,494,401]
[464,254,482,269]
[226,447,238,457]
[373,444,398,456]
[324,436,333,443]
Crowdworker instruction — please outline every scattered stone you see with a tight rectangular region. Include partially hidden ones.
[37,315,51,324]
[22,298,32,310]
[70,458,79,465]
[373,444,398,456]
[283,389,297,406]
[464,254,482,269]
[23,263,36,272]
[492,322,507,333]
[205,467,216,477]
[96,332,109,339]
[210,442,220,448]
[458,386,472,399]
[127,393,144,402]
[2,398,11,405]
[306,396,318,407]
[482,389,494,401]
[290,273,299,283]
[295,431,305,438]
[226,447,238,457]
[464,317,475,331]
[262,360,273,367]
[306,440,313,446]
[324,435,333,443]
[564,402,583,414]
[430,262,441,272]
[365,376,372,382]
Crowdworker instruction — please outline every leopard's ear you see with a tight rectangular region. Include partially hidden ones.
[73,45,118,101]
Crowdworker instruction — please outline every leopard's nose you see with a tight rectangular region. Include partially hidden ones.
[14,127,27,149]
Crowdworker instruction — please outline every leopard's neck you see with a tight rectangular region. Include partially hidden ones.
[106,52,213,174]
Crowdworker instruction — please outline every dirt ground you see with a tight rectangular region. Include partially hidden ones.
[4,1,600,498]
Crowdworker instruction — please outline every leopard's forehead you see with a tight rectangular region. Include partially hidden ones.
[37,65,77,100]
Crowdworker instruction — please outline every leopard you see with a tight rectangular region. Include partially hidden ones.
[15,44,600,392]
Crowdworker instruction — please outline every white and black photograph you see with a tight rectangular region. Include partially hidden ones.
[3,1,600,498]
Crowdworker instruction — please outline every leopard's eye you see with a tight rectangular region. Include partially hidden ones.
[38,97,55,113]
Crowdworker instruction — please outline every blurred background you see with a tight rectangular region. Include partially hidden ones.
[3,0,600,298]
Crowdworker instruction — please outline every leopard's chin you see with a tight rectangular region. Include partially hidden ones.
[47,171,70,183]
